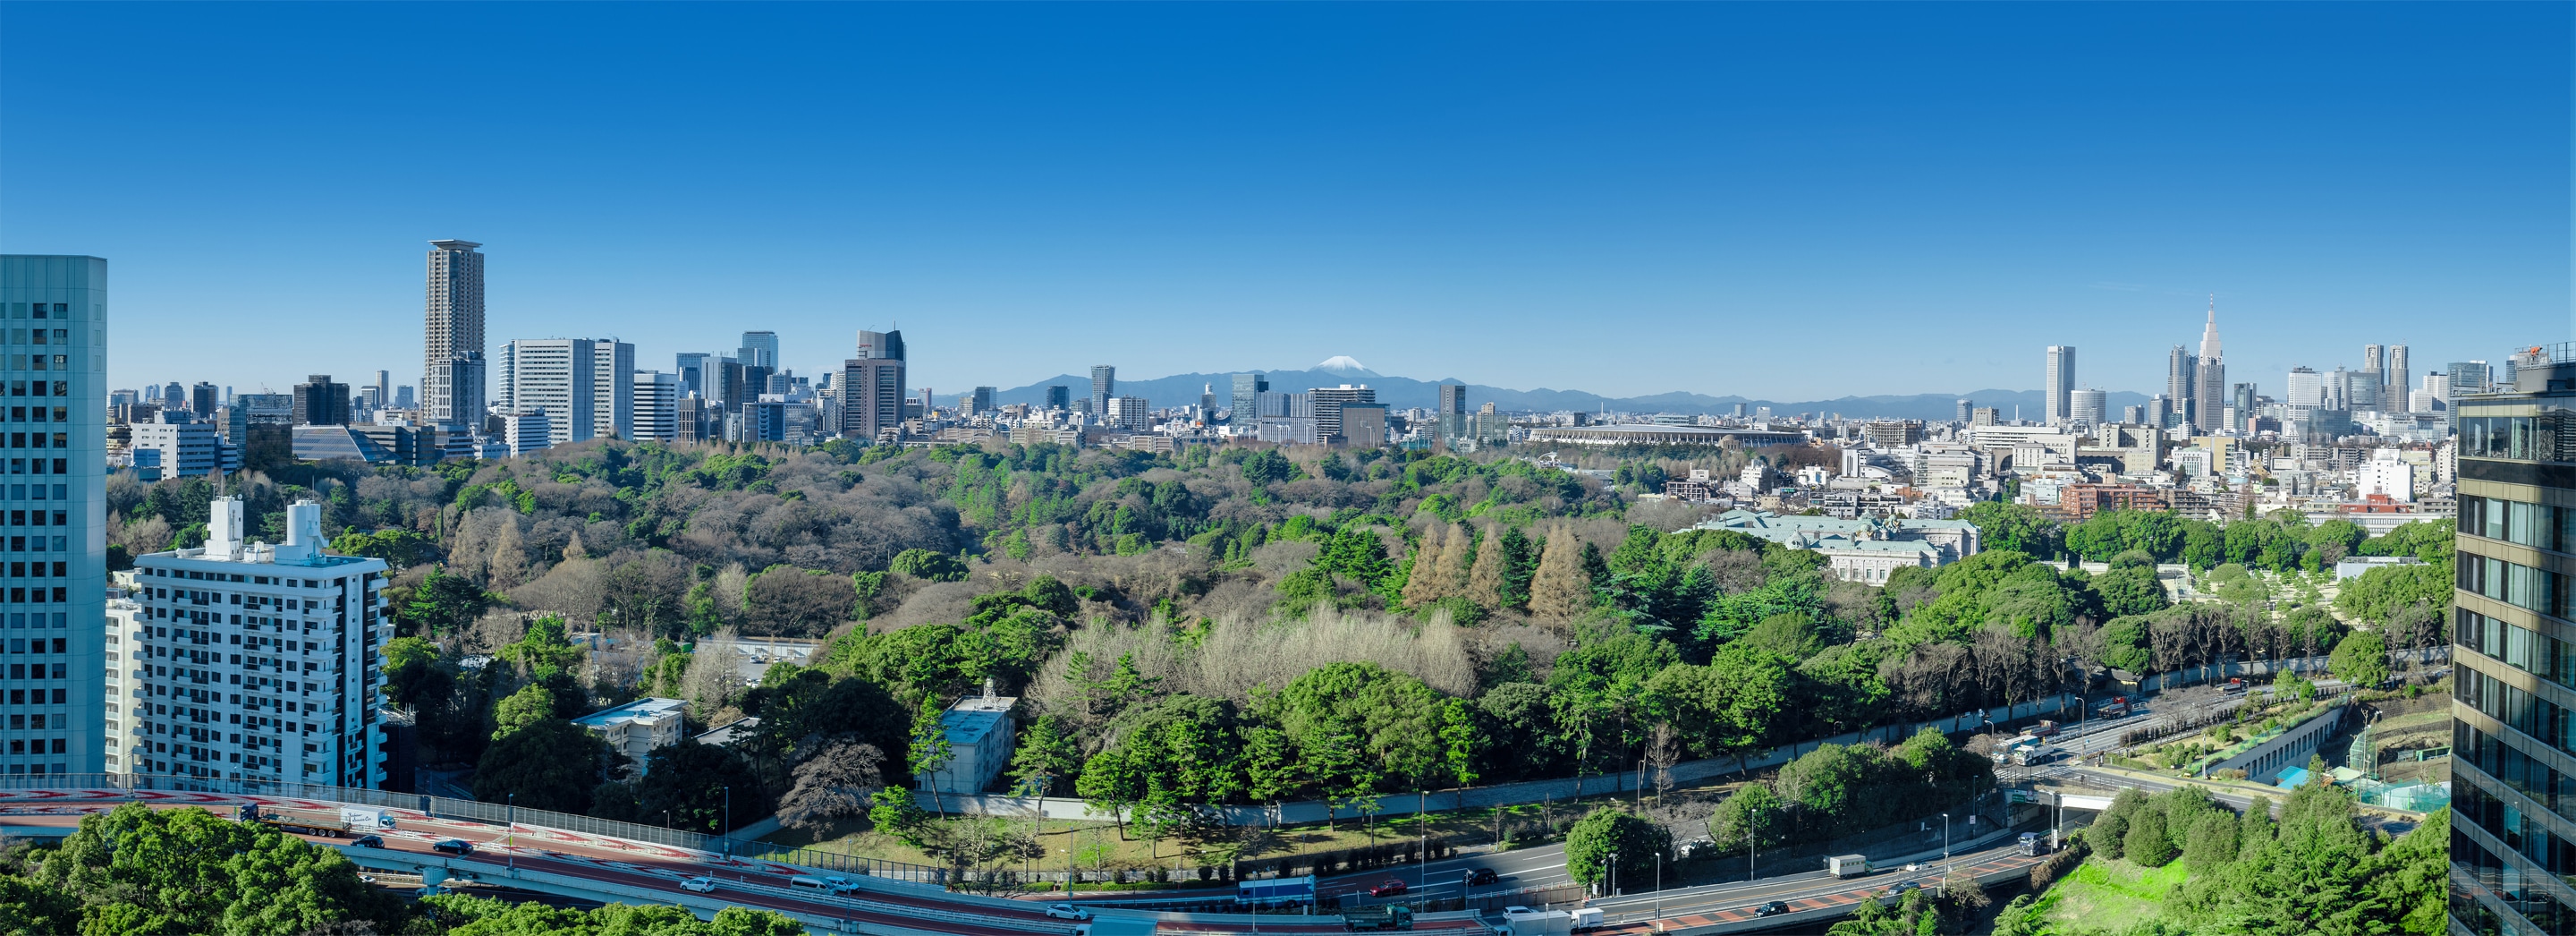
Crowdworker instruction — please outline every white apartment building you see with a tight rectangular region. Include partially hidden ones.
[572,696,685,776]
[108,498,389,787]
[129,414,221,481]
[632,370,680,441]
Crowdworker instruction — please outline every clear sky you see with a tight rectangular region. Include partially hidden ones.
[3,3,2566,403]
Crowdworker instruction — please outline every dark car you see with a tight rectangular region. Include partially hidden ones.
[1463,868,1498,887]
[1755,901,1791,917]
[1368,879,1409,898]
[432,838,474,855]
[351,834,384,848]
[1884,881,1921,898]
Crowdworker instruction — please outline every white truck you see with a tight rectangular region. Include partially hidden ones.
[1499,909,1572,935]
[1569,906,1603,930]
[340,807,394,830]
[1828,854,1871,878]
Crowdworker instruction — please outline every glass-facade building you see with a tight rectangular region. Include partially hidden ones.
[2453,343,2576,934]
[0,256,109,776]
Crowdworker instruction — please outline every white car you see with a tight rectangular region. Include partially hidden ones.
[1503,906,1535,915]
[681,876,718,893]
[1045,904,1090,921]
[823,875,860,894]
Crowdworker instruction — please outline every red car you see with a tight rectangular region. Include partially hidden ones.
[1368,879,1409,898]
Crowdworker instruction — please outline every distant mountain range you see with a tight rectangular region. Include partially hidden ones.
[987,358,2152,422]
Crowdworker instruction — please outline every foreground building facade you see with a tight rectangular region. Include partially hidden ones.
[2450,345,2576,933]
[0,255,107,776]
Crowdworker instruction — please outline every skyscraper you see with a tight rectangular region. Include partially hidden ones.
[1045,385,1070,411]
[675,353,709,398]
[1233,373,1269,423]
[2043,346,2075,425]
[1440,383,1470,439]
[970,387,996,415]
[2192,302,2226,432]
[842,330,907,440]
[1090,366,1115,418]
[498,339,633,446]
[0,254,108,776]
[1310,385,1377,441]
[292,375,352,426]
[738,331,779,370]
[372,370,391,413]
[2069,388,2107,427]
[190,382,217,416]
[2450,347,2575,934]
[632,371,680,441]
[2386,345,2410,402]
[2450,361,2492,396]
[2165,345,2196,412]
[422,240,487,430]
[2286,367,2324,407]
[1954,398,1971,426]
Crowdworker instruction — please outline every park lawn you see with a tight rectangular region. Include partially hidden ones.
[2031,858,2190,934]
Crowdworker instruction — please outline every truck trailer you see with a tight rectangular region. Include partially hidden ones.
[1828,854,1870,878]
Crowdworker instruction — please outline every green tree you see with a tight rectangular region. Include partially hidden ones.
[401,566,492,633]
[2328,630,2391,688]
[22,803,398,935]
[2125,805,2175,867]
[1564,807,1669,889]
[489,684,558,740]
[890,548,969,582]
[1006,713,1083,796]
[473,717,608,813]
[2092,565,2171,618]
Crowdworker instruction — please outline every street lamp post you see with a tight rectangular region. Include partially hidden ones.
[722,786,733,858]
[506,793,515,872]
[1941,813,1951,862]
[1609,850,1618,898]
[1653,851,1663,932]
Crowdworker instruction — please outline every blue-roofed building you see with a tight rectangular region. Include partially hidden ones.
[917,682,1016,796]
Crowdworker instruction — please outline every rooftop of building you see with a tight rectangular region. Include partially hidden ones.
[573,697,687,729]
[1700,509,1976,534]
[693,716,761,747]
[143,547,378,569]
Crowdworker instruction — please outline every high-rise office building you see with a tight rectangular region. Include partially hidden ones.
[2043,346,2075,425]
[1106,396,1152,431]
[2450,346,2576,933]
[2165,345,2196,413]
[1310,385,1377,441]
[1233,374,1269,423]
[842,330,907,440]
[292,375,351,427]
[2068,389,2107,427]
[632,371,680,441]
[0,254,108,775]
[2191,304,2226,432]
[190,382,217,416]
[1954,399,1972,426]
[162,382,183,412]
[1198,385,1216,419]
[1045,386,1070,411]
[2387,345,2410,402]
[2451,361,2493,396]
[2286,367,2324,408]
[1437,383,1470,438]
[117,498,389,787]
[498,339,633,447]
[970,387,996,416]
[421,240,487,430]
[371,370,390,413]
[1089,366,1115,418]
[675,353,709,398]
[737,332,779,370]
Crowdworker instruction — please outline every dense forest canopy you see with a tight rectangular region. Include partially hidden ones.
[110,439,2450,851]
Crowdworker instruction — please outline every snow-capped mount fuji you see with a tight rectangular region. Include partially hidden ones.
[1311,355,1377,378]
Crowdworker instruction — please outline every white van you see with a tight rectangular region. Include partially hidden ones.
[786,875,834,892]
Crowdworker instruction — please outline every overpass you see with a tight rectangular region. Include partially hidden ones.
[0,777,2062,935]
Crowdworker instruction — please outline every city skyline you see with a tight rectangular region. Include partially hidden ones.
[2,4,2565,399]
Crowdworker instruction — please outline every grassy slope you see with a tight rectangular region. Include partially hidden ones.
[2031,858,2190,934]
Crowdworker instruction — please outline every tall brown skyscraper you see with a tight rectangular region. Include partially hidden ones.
[423,240,487,430]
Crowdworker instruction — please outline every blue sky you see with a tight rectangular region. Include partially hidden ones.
[3,3,2566,402]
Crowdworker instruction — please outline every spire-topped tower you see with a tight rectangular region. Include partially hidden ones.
[2199,294,2223,362]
